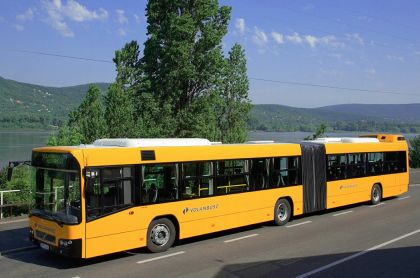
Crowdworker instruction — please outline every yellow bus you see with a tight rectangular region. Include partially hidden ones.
[28,134,409,258]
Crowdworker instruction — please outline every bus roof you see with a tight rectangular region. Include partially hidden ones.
[32,134,407,167]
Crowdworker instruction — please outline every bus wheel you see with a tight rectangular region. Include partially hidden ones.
[371,184,382,205]
[147,218,176,253]
[274,199,291,226]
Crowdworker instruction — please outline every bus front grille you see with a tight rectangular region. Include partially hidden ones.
[35,230,56,244]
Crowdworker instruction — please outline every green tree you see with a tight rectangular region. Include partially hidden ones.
[219,44,251,143]
[142,0,231,138]
[0,166,8,190]
[47,125,83,146]
[68,85,107,144]
[304,124,327,140]
[48,84,106,145]
[113,40,143,88]
[105,82,136,137]
[2,165,34,216]
[410,136,420,168]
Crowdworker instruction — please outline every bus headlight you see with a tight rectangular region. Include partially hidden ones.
[59,239,73,247]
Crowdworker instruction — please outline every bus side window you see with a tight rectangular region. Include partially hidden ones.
[250,159,268,190]
[180,162,213,199]
[216,160,248,194]
[142,164,177,204]
[86,166,134,221]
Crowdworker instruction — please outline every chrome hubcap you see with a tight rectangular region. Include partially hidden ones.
[277,204,287,221]
[151,224,170,246]
[373,188,379,201]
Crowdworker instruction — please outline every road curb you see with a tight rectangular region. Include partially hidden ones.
[0,245,38,256]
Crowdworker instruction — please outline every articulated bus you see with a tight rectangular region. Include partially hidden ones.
[28,134,409,258]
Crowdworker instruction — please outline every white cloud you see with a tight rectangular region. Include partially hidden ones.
[386,54,405,62]
[271,32,284,44]
[17,8,35,21]
[252,27,268,46]
[14,24,24,31]
[62,0,108,21]
[346,33,365,46]
[344,60,355,65]
[134,14,141,24]
[116,9,128,24]
[235,18,246,35]
[43,0,108,37]
[317,35,345,48]
[305,35,318,48]
[286,32,303,44]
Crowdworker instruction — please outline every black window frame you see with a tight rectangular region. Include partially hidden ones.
[326,151,407,182]
[85,165,135,222]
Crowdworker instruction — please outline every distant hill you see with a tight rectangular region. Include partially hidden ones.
[1,76,419,132]
[0,76,110,129]
[317,104,420,122]
[249,104,420,133]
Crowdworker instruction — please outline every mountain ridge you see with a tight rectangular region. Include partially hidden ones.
[1,76,419,132]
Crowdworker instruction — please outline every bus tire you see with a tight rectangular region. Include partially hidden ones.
[371,184,382,205]
[147,218,176,253]
[274,198,291,226]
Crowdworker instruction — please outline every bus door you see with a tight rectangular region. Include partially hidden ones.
[300,142,327,213]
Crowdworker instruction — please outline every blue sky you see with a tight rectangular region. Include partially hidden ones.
[1,0,420,107]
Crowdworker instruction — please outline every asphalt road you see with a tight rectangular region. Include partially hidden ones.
[1,170,420,278]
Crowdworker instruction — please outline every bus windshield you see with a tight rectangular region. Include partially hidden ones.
[31,152,81,225]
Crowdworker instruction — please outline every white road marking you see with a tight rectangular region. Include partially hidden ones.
[398,196,411,200]
[136,251,185,264]
[333,210,353,217]
[0,219,27,225]
[368,202,385,208]
[296,228,420,278]
[286,221,312,228]
[224,234,259,243]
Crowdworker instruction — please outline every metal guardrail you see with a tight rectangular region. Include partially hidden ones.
[0,189,21,219]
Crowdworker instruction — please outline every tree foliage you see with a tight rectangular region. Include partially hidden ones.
[304,124,327,140]
[105,82,136,138]
[141,0,232,139]
[410,136,420,168]
[49,85,106,145]
[49,0,251,145]
[219,44,251,143]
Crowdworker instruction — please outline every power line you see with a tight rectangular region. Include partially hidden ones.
[249,77,420,97]
[1,48,113,64]
[1,48,418,98]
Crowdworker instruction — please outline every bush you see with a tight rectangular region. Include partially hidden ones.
[1,165,34,217]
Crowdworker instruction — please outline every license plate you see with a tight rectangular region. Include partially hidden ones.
[40,242,49,250]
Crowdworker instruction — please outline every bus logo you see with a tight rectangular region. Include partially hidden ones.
[183,204,219,215]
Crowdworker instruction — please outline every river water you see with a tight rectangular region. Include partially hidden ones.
[0,130,53,169]
[0,130,418,169]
